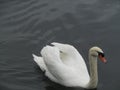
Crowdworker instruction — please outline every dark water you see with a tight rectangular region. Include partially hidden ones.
[0,0,120,90]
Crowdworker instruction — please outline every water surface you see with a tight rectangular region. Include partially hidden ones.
[0,0,120,90]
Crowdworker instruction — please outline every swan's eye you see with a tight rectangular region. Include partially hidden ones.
[98,52,105,57]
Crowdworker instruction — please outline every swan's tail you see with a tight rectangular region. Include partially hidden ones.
[32,54,46,72]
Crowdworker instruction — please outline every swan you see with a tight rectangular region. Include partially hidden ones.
[32,42,107,89]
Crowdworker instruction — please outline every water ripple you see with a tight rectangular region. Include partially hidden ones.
[0,1,120,90]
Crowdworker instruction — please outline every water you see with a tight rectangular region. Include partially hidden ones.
[0,0,120,90]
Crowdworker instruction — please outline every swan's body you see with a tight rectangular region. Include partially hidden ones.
[33,42,106,89]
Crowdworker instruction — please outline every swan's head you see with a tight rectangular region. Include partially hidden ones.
[89,46,107,63]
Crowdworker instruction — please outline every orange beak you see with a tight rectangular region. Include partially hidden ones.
[99,55,107,63]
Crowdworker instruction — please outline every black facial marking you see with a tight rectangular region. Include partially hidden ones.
[98,52,105,57]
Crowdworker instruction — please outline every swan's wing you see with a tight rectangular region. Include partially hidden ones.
[51,42,87,66]
[40,45,90,87]
[32,54,59,83]
[41,45,62,64]
[51,42,90,85]
[51,42,79,55]
[32,54,46,72]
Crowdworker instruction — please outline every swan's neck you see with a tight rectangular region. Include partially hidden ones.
[88,53,98,88]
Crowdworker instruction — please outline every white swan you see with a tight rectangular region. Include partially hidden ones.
[32,42,107,89]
